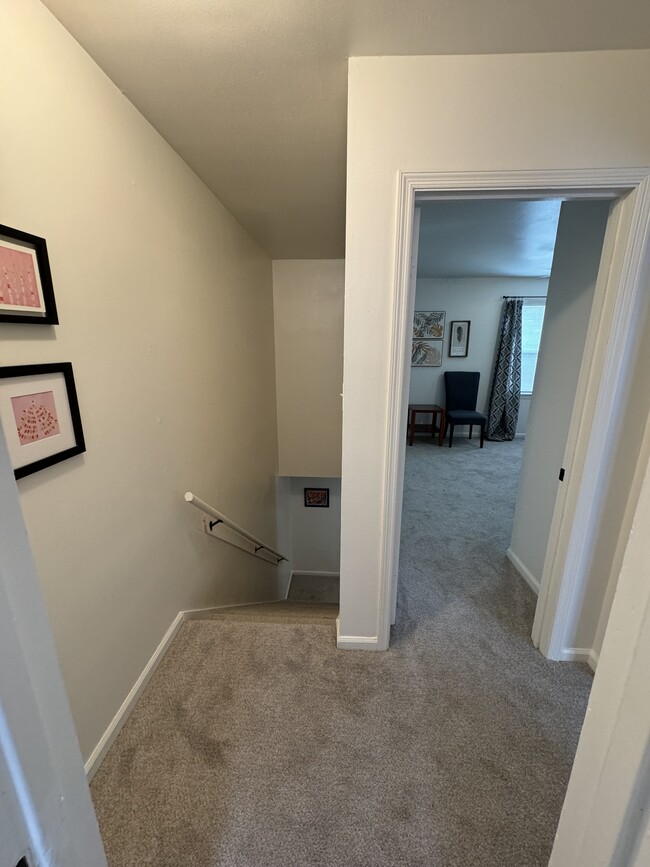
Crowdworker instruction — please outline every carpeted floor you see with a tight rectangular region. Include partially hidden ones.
[91,437,592,867]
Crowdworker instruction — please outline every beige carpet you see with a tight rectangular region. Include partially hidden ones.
[91,438,592,866]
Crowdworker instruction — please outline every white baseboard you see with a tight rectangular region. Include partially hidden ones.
[336,617,379,650]
[85,596,287,780]
[84,610,185,780]
[560,646,599,672]
[506,547,540,595]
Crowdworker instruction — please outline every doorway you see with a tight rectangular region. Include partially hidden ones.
[402,195,611,670]
[375,169,650,663]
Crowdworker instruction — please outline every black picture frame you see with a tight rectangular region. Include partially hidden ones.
[0,224,58,325]
[304,487,329,508]
[0,363,85,479]
[449,320,471,358]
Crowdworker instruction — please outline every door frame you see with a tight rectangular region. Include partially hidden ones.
[379,167,650,656]
[0,425,107,866]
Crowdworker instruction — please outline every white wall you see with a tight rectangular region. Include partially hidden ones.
[509,200,610,590]
[289,478,341,573]
[341,51,650,641]
[273,260,344,477]
[1,0,281,761]
[409,277,548,421]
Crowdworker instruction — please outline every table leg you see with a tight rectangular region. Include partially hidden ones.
[408,409,415,446]
[438,409,446,446]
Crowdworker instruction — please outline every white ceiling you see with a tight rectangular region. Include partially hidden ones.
[41,0,650,259]
[416,199,562,278]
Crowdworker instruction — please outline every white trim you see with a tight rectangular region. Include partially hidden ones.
[0,424,108,864]
[549,451,650,865]
[534,176,650,659]
[84,611,185,780]
[506,547,540,595]
[336,617,379,650]
[377,174,419,650]
[85,598,286,779]
[559,646,599,672]
[380,167,650,660]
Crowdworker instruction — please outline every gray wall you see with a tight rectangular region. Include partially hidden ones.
[509,200,610,588]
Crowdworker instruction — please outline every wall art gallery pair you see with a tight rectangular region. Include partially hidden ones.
[0,223,85,479]
[411,311,471,366]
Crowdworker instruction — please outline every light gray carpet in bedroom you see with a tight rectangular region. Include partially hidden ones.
[91,437,592,867]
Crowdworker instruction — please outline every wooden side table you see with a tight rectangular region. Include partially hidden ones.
[407,404,446,446]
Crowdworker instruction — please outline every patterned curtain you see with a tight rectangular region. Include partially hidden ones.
[486,298,523,441]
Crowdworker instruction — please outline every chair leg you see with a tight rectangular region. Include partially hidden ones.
[480,424,485,448]
[469,425,473,440]
[448,423,454,447]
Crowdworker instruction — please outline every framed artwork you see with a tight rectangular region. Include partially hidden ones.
[0,224,58,325]
[0,363,85,479]
[449,321,471,357]
[412,339,443,367]
[413,311,445,339]
[304,487,329,508]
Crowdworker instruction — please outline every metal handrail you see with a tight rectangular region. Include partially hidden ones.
[184,491,288,562]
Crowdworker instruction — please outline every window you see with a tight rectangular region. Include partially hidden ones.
[521,300,546,393]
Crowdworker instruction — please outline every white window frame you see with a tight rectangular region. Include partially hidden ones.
[520,297,547,396]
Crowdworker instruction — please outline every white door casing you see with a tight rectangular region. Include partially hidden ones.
[0,424,107,866]
[389,205,420,627]
[380,168,650,660]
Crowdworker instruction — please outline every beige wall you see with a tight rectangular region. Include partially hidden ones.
[2,0,281,761]
[273,260,344,477]
[342,51,650,642]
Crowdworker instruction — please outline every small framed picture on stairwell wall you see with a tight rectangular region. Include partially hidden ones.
[304,487,329,507]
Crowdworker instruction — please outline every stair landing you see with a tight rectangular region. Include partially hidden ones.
[197,600,338,625]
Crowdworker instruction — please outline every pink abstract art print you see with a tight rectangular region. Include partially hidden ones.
[11,391,60,445]
[0,244,40,309]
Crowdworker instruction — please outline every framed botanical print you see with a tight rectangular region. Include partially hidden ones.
[413,311,445,339]
[412,339,443,367]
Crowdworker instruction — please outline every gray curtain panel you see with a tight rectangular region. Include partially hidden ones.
[487,298,523,441]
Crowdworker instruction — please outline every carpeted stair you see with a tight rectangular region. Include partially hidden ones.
[200,600,338,624]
